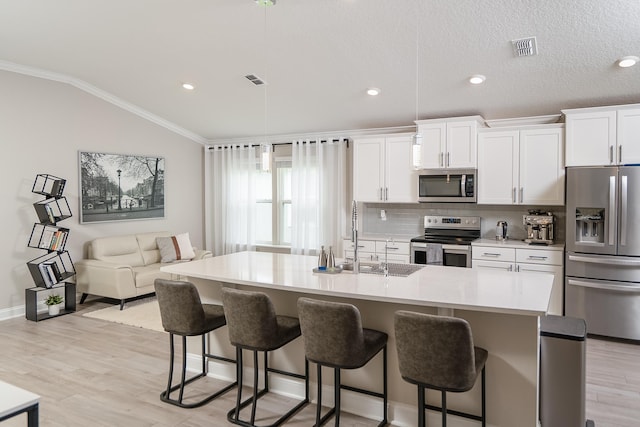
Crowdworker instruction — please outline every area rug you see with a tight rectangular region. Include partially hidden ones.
[83,298,164,333]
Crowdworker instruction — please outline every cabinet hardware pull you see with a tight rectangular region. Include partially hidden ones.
[610,146,614,164]
[379,187,383,201]
[483,252,501,257]
[512,188,516,203]
[619,145,623,163]
[446,152,450,167]
[439,152,444,167]
[508,265,513,271]
[519,187,524,203]
[385,187,388,201]
[527,256,548,260]
[386,246,399,250]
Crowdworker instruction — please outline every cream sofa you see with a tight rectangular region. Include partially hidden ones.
[75,231,212,309]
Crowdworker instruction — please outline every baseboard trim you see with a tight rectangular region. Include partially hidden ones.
[0,305,25,321]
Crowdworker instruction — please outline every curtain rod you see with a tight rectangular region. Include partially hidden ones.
[208,138,349,150]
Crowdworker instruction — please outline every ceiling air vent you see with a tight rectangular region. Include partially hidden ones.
[245,74,266,86]
[511,37,538,57]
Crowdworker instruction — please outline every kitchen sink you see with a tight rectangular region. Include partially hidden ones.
[342,262,424,277]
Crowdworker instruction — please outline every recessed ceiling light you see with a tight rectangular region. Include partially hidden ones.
[182,83,195,91]
[367,88,381,96]
[618,56,639,68]
[469,75,486,85]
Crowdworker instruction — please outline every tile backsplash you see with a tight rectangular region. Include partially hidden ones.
[361,202,566,242]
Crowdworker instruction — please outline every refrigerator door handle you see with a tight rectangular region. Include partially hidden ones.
[567,278,640,293]
[621,175,628,247]
[568,254,640,266]
[609,175,616,246]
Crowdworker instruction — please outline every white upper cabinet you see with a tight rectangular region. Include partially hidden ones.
[353,134,417,203]
[416,116,484,169]
[477,125,564,205]
[564,104,640,166]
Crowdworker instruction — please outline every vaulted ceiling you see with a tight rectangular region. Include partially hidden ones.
[1,0,639,143]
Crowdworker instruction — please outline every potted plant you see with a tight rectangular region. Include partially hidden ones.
[45,294,64,316]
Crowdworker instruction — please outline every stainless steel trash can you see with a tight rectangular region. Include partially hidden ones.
[540,315,592,427]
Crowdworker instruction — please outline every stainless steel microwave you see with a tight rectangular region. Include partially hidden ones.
[418,169,477,203]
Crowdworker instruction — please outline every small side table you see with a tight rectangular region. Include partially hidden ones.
[0,380,40,427]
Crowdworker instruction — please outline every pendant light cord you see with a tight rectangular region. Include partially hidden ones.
[415,7,419,123]
[263,6,268,143]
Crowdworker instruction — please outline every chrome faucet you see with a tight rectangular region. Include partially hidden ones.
[351,200,359,274]
[383,239,389,277]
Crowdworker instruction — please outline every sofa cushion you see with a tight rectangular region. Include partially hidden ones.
[136,231,171,265]
[157,233,196,263]
[90,235,145,267]
[132,265,171,289]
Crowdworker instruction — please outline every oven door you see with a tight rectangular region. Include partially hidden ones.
[442,244,472,268]
[411,242,444,265]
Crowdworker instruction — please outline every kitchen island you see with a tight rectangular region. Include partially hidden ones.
[161,251,553,427]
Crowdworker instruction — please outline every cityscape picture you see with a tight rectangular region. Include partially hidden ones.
[79,151,165,223]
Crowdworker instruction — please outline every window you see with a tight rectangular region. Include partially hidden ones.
[255,146,292,246]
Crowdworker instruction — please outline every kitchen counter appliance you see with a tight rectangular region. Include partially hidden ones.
[565,166,640,341]
[410,215,480,267]
[524,211,555,245]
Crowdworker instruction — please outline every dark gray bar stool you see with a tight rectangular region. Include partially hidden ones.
[394,310,487,427]
[154,279,237,408]
[297,297,388,427]
[221,287,309,427]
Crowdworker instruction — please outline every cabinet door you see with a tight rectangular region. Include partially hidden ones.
[477,130,519,204]
[519,127,565,205]
[419,122,446,168]
[385,136,417,202]
[516,263,563,315]
[353,138,385,202]
[618,108,640,164]
[446,120,478,168]
[565,110,616,166]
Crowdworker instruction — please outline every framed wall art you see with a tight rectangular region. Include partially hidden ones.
[79,151,165,223]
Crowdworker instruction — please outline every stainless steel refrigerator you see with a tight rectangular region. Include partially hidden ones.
[565,166,640,340]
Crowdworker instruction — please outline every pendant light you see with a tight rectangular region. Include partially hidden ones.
[411,9,422,170]
[259,2,272,172]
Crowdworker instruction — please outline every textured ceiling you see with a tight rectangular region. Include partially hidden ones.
[1,0,639,143]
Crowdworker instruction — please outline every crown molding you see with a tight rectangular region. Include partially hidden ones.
[0,60,207,145]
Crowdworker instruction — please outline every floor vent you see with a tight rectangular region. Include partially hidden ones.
[512,37,538,57]
[245,74,266,85]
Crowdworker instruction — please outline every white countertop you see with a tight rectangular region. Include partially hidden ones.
[0,380,39,418]
[162,251,552,316]
[472,238,565,251]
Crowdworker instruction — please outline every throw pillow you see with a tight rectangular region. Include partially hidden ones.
[157,233,196,263]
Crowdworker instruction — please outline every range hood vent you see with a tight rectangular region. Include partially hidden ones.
[245,74,266,86]
[512,37,538,57]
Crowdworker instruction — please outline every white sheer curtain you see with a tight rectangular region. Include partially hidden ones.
[209,145,258,255]
[290,139,347,255]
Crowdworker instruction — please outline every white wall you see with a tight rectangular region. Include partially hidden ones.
[0,70,205,314]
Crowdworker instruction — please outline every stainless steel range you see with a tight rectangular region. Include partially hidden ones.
[410,215,481,267]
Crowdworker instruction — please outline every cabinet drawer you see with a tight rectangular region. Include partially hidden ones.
[516,249,562,265]
[343,239,376,253]
[472,246,516,262]
[375,240,410,255]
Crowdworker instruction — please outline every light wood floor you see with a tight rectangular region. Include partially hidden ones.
[1,300,639,426]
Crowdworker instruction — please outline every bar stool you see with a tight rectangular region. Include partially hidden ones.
[154,279,237,408]
[297,297,388,427]
[221,287,309,427]
[394,310,487,427]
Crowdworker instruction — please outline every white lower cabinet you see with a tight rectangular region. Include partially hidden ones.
[472,244,564,315]
[343,239,410,264]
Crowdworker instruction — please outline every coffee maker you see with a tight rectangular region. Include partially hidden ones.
[523,211,555,245]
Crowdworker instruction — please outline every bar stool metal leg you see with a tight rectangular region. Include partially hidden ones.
[418,385,425,427]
